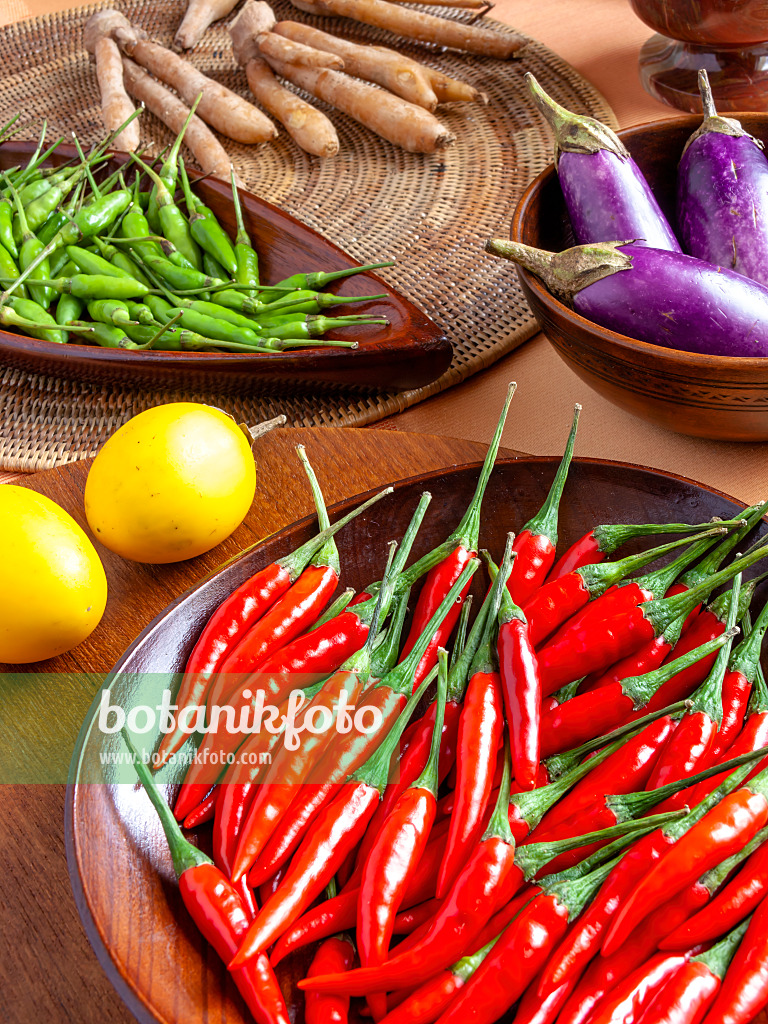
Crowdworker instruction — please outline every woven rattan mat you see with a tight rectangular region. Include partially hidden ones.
[0,1,617,471]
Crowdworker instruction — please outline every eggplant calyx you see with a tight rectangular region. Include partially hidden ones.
[484,239,634,302]
[683,70,763,154]
[526,72,629,163]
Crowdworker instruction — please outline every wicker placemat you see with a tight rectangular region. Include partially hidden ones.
[0,1,617,471]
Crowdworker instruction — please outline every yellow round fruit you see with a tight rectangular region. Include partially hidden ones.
[0,486,108,664]
[84,403,257,564]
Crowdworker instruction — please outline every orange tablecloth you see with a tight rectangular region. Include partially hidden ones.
[2,0,766,504]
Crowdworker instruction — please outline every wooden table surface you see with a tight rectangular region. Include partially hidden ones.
[1,426,514,1024]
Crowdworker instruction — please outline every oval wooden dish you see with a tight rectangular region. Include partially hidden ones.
[66,455,767,1024]
[0,142,451,394]
[511,114,768,442]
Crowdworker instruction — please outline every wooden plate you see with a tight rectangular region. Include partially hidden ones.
[0,142,451,393]
[66,457,766,1024]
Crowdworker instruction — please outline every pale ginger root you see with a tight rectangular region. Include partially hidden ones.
[230,1,342,69]
[175,0,241,50]
[244,58,340,157]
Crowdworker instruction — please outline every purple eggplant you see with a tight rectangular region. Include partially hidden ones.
[678,70,768,287]
[485,238,768,358]
[527,74,682,253]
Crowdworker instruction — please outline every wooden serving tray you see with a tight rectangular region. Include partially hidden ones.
[0,144,450,393]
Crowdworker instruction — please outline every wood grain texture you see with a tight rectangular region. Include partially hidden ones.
[1,426,502,1024]
[0,143,450,394]
[512,114,768,442]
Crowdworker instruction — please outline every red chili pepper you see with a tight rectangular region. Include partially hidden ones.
[587,953,689,1024]
[230,666,437,967]
[247,560,479,886]
[507,404,580,606]
[153,484,392,769]
[398,382,515,690]
[546,520,728,585]
[536,545,766,696]
[432,856,627,1024]
[525,533,716,650]
[350,584,495,888]
[121,731,290,1024]
[305,935,355,1024]
[438,542,512,895]
[602,769,768,957]
[540,630,734,758]
[514,971,579,1024]
[535,713,679,837]
[298,810,680,999]
[702,898,768,1024]
[229,666,367,881]
[269,829,450,966]
[209,450,390,711]
[182,786,218,828]
[174,494,445,825]
[660,827,768,950]
[378,931,503,1024]
[538,748,768,1004]
[642,578,743,812]
[357,649,449,1019]
[640,920,749,1024]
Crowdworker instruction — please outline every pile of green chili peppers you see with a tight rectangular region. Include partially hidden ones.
[0,107,392,353]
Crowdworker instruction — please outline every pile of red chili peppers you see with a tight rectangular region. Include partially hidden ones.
[124,382,768,1024]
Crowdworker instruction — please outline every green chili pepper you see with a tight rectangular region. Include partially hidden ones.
[135,251,219,293]
[186,299,264,332]
[91,236,152,287]
[124,301,156,325]
[74,320,142,349]
[55,293,85,338]
[202,251,228,281]
[0,198,17,258]
[87,298,137,326]
[146,99,200,231]
[0,243,27,300]
[66,244,134,280]
[50,191,132,250]
[24,172,80,233]
[257,261,395,304]
[259,289,388,317]
[143,294,176,323]
[130,152,202,270]
[4,295,69,344]
[179,158,237,275]
[258,314,388,339]
[166,306,263,346]
[119,176,165,263]
[230,167,259,297]
[0,273,150,300]
[5,178,54,308]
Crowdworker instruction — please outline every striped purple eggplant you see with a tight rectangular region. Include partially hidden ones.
[678,70,768,287]
[485,238,768,358]
[527,73,681,253]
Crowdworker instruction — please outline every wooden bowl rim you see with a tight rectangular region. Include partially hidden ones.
[65,452,755,1024]
[510,112,768,372]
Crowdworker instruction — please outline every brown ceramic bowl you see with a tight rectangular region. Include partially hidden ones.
[511,113,768,441]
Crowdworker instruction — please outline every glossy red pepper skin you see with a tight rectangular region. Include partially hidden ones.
[556,885,707,1024]
[358,783,438,1018]
[399,546,475,690]
[579,632,676,694]
[707,670,753,764]
[587,953,689,1024]
[156,563,293,767]
[438,671,503,895]
[499,617,542,790]
[508,529,557,607]
[639,960,720,1024]
[230,669,365,881]
[305,936,355,1024]
[538,826,678,1003]
[645,713,718,796]
[378,967,466,1024]
[298,834,518,996]
[182,787,218,828]
[515,973,579,1024]
[270,833,447,965]
[661,840,768,950]
[691,712,768,806]
[352,700,461,884]
[603,787,768,956]
[523,572,591,648]
[434,893,571,1024]
[535,716,675,837]
[248,687,404,886]
[207,562,339,710]
[702,896,768,1024]
[546,528,605,582]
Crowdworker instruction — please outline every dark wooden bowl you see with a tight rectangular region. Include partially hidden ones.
[66,455,767,1024]
[511,114,768,441]
[0,143,451,394]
